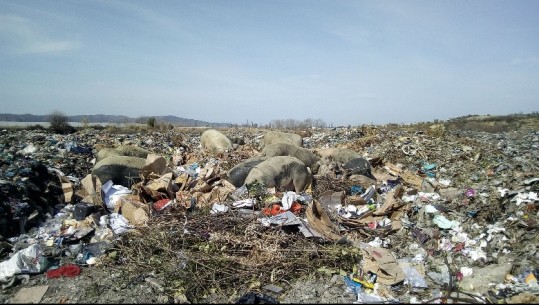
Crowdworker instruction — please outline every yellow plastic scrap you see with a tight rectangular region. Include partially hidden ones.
[352,278,375,289]
[525,273,538,286]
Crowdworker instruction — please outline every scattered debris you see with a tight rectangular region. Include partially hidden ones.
[0,125,537,304]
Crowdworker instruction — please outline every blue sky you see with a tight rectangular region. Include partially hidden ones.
[0,0,537,126]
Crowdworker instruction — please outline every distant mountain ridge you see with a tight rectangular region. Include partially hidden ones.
[0,113,232,127]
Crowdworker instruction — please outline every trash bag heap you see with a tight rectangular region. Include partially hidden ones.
[0,125,537,304]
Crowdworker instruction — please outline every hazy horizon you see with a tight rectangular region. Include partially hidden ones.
[1,0,538,125]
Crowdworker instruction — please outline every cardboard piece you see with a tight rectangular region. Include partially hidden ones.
[192,183,231,207]
[372,163,422,190]
[374,185,404,216]
[175,174,191,191]
[141,154,167,177]
[10,285,49,304]
[80,174,102,205]
[390,210,404,231]
[318,191,345,210]
[117,198,149,226]
[305,199,341,241]
[58,175,73,203]
[349,195,367,205]
[198,164,220,181]
[146,173,174,193]
[348,174,377,189]
[362,247,406,285]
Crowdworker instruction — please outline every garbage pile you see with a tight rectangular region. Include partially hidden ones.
[0,126,537,304]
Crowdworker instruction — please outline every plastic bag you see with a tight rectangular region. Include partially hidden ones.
[0,244,47,283]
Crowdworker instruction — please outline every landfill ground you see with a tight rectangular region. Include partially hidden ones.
[0,115,538,304]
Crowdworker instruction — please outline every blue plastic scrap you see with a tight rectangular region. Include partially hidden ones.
[343,275,362,294]
[350,185,363,196]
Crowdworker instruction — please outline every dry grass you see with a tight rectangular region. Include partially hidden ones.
[107,207,362,303]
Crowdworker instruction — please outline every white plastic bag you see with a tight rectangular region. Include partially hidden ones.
[0,244,46,283]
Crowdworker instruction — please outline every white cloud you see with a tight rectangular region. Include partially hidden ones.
[0,14,79,54]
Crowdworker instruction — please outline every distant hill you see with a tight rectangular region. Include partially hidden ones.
[0,113,232,127]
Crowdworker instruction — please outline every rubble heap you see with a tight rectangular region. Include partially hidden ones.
[0,125,537,304]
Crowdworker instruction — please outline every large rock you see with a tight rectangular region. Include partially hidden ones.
[244,156,312,192]
[314,148,361,165]
[261,143,320,173]
[227,156,269,187]
[260,131,302,150]
[92,156,146,187]
[342,157,375,179]
[96,145,151,162]
[201,129,233,152]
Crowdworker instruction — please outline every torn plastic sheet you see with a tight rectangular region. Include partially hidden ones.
[0,244,46,283]
[210,203,229,215]
[281,191,300,210]
[427,271,450,285]
[18,144,38,155]
[232,198,255,208]
[513,192,538,206]
[438,179,451,187]
[368,237,390,248]
[424,205,439,214]
[402,194,416,203]
[357,289,390,303]
[497,187,510,197]
[438,237,453,251]
[109,213,133,235]
[433,215,459,229]
[259,211,302,226]
[486,224,507,242]
[230,185,248,201]
[450,231,469,243]
[101,180,132,212]
[524,177,539,185]
[361,185,376,202]
[468,248,487,261]
[338,204,370,219]
[259,211,322,238]
[423,163,437,171]
[418,192,440,201]
[402,266,428,289]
